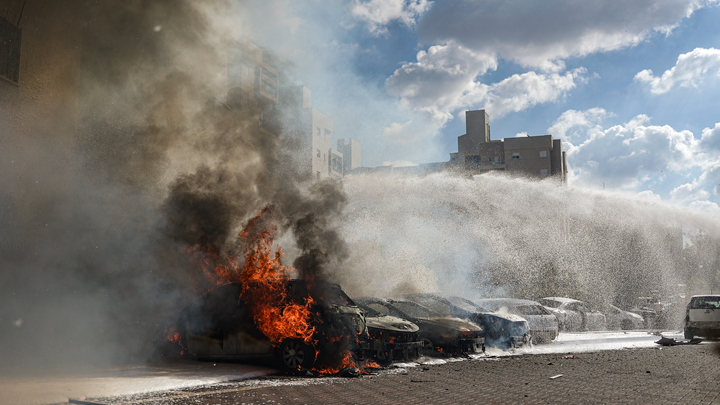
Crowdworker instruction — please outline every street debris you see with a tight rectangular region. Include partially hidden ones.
[655,336,703,346]
[562,355,580,359]
[549,374,563,380]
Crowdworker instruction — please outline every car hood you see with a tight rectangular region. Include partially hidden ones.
[366,315,419,333]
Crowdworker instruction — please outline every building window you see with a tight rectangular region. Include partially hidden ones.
[488,156,501,165]
[317,149,321,158]
[512,153,520,159]
[317,128,321,137]
[316,171,321,179]
[0,16,22,84]
[465,155,482,170]
[540,169,548,176]
[323,153,326,161]
[324,128,332,138]
[539,150,547,158]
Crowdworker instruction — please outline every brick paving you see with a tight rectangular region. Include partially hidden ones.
[100,344,720,405]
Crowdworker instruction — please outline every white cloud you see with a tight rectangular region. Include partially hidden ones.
[548,108,611,141]
[385,41,586,124]
[417,0,716,70]
[671,180,710,201]
[562,111,699,189]
[699,122,720,152]
[688,200,720,215]
[635,47,720,93]
[351,0,432,35]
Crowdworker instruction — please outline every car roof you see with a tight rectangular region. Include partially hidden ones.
[541,297,582,304]
[476,298,543,306]
[691,295,720,298]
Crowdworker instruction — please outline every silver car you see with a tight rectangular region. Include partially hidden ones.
[539,297,606,332]
[475,298,559,343]
[602,304,644,330]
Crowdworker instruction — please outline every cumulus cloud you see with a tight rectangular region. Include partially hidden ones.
[351,0,433,35]
[548,107,612,141]
[417,0,715,69]
[671,180,711,201]
[560,111,699,189]
[635,47,720,93]
[699,122,720,151]
[385,40,586,124]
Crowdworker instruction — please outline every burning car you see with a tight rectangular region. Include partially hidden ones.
[403,294,529,348]
[155,279,368,375]
[355,302,425,363]
[474,298,559,343]
[539,297,606,332]
[355,297,485,355]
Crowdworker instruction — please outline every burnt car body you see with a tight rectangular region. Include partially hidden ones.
[539,297,606,332]
[474,298,559,343]
[356,297,485,355]
[404,294,529,348]
[602,304,645,330]
[155,280,367,374]
[355,303,425,363]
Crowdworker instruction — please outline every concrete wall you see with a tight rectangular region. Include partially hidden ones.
[311,108,332,179]
[338,138,361,174]
[0,1,83,147]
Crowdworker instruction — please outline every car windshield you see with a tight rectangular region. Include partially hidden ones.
[447,296,486,312]
[539,299,561,308]
[690,297,720,309]
[391,301,440,318]
[515,305,550,315]
[409,296,456,316]
[358,302,388,317]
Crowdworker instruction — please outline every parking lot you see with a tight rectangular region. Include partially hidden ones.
[75,340,720,405]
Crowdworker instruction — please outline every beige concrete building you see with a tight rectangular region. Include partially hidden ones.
[272,85,361,180]
[449,110,567,181]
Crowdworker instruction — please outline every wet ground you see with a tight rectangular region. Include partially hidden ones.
[5,330,715,405]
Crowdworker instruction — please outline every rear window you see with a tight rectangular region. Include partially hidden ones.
[690,297,720,309]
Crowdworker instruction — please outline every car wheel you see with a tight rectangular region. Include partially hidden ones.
[277,338,316,375]
[684,329,694,340]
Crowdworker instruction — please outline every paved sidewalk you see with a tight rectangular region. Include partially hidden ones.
[94,344,720,404]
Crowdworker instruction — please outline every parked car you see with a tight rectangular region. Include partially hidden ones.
[474,298,559,343]
[154,280,368,374]
[538,297,606,331]
[629,299,659,329]
[684,295,720,339]
[355,297,485,355]
[355,302,425,363]
[403,293,529,348]
[601,304,645,330]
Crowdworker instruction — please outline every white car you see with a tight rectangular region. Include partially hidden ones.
[539,297,607,332]
[475,298,559,343]
[684,295,720,339]
[603,305,645,330]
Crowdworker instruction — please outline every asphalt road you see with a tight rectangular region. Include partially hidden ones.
[78,340,720,405]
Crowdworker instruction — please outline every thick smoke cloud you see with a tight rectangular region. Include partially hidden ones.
[0,0,349,372]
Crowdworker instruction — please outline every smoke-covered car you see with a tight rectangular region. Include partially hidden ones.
[601,304,645,330]
[355,302,425,363]
[539,297,606,331]
[474,298,559,343]
[403,294,529,348]
[684,295,720,339]
[356,297,485,355]
[154,280,367,374]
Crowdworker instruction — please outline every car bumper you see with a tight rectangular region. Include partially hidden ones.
[458,337,485,353]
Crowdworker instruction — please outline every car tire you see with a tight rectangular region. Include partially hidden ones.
[684,329,694,340]
[277,338,316,375]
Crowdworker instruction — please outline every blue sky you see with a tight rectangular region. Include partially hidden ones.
[235,0,720,212]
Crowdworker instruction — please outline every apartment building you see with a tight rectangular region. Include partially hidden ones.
[449,110,567,181]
